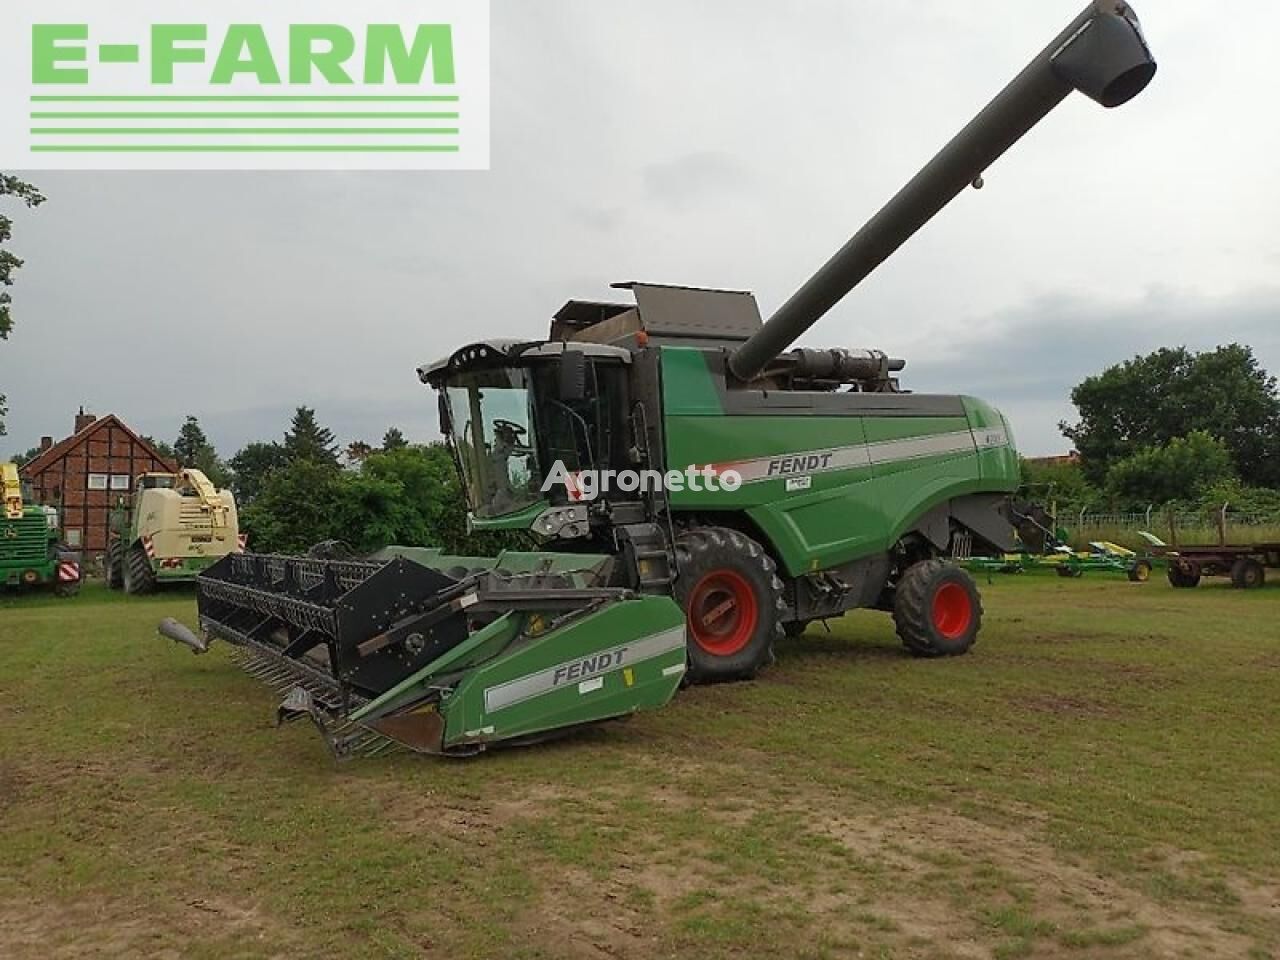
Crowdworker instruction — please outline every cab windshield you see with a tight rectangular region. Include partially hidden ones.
[443,368,544,518]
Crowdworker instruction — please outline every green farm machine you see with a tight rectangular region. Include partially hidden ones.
[107,469,241,594]
[1,462,81,597]
[161,3,1157,758]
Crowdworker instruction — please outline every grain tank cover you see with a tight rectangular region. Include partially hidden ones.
[558,282,762,348]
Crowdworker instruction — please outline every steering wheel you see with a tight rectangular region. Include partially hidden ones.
[492,418,528,438]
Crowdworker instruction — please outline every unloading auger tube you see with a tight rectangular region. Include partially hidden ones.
[728,1,1156,382]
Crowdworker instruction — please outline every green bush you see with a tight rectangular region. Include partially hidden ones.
[240,444,523,556]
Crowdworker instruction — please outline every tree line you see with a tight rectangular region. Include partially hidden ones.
[157,407,517,556]
[11,405,512,556]
[1030,343,1280,520]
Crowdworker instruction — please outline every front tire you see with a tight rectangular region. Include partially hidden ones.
[123,544,156,595]
[1167,562,1201,589]
[894,560,982,658]
[1127,560,1153,583]
[53,578,81,598]
[105,539,123,590]
[674,527,785,683]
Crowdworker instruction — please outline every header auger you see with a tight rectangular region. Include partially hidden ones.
[162,3,1156,759]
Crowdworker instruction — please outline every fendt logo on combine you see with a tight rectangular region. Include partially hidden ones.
[552,648,629,688]
[767,453,836,478]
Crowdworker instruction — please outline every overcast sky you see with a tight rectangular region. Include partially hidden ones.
[3,0,1278,460]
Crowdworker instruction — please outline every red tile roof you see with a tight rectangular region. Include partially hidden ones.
[21,414,178,477]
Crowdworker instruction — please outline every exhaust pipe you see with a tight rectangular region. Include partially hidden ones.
[159,617,209,655]
[728,1,1157,383]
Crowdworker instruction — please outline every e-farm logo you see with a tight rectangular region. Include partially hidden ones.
[0,1,490,170]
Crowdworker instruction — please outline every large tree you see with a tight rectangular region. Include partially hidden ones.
[141,435,178,463]
[227,441,289,504]
[173,415,211,467]
[172,415,230,488]
[283,406,339,466]
[239,444,519,556]
[1104,431,1237,508]
[1062,344,1280,487]
[0,175,46,436]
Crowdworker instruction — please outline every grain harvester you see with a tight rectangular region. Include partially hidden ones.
[107,469,240,594]
[160,2,1157,758]
[1,462,80,596]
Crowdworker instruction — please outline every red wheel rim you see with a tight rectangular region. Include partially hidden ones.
[688,569,758,657]
[931,582,973,640]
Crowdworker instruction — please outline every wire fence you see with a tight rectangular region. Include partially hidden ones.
[1075,511,1274,530]
[1064,507,1280,551]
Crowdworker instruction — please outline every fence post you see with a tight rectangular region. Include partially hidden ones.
[1145,504,1153,528]
[1218,501,1229,546]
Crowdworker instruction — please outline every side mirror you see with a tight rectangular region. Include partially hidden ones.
[559,350,587,402]
[437,392,452,437]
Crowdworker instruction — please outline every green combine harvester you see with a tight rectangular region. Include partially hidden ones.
[161,2,1157,758]
[1,462,81,597]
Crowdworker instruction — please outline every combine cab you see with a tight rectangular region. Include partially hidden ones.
[107,469,241,594]
[162,2,1158,758]
[1,462,80,597]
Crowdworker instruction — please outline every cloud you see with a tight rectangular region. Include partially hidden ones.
[642,152,751,209]
[2,1,1277,464]
[906,287,1280,454]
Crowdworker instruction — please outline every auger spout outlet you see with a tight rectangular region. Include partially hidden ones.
[159,617,209,655]
[728,1,1156,382]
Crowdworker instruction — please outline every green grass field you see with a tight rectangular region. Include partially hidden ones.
[2,574,1277,959]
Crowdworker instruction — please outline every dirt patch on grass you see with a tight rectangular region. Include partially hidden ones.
[0,894,285,960]
[816,809,1259,958]
[0,761,30,810]
[1251,651,1280,671]
[1007,692,1120,718]
[356,780,572,841]
[504,773,1272,959]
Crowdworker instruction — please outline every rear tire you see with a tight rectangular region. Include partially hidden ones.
[894,560,982,658]
[1167,562,1201,589]
[1230,557,1265,590]
[54,578,80,598]
[674,527,785,683]
[123,544,156,595]
[105,539,123,590]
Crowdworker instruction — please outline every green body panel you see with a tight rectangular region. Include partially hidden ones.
[0,507,58,587]
[353,592,687,751]
[466,501,546,533]
[963,396,1021,484]
[659,347,1019,577]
